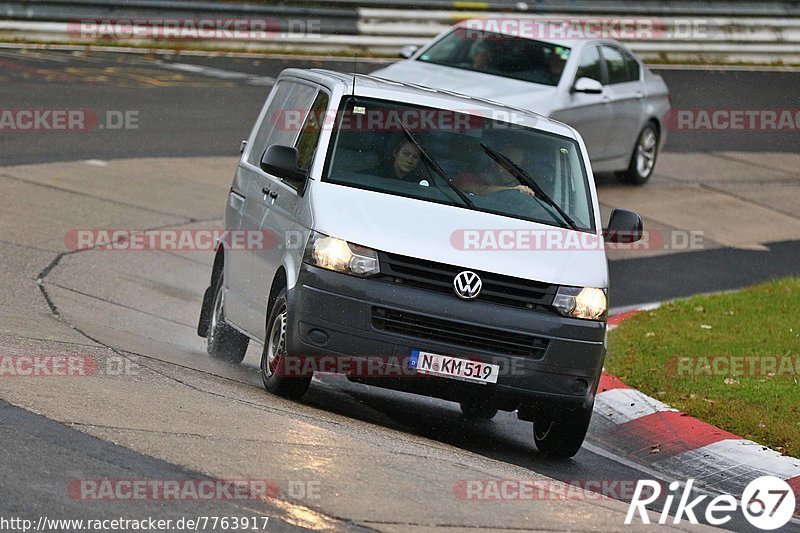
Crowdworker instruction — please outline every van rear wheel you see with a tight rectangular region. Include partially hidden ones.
[206,273,249,363]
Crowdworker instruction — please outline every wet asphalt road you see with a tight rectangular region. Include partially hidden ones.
[1,48,798,532]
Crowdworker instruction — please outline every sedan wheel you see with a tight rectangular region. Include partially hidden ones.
[618,123,659,185]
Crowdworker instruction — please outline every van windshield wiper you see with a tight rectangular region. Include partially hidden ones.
[480,142,578,231]
[397,122,476,210]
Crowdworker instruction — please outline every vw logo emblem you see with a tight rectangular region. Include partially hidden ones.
[453,271,482,300]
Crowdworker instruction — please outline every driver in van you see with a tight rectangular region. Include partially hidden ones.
[455,143,536,197]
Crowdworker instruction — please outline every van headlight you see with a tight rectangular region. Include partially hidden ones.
[553,286,607,321]
[303,232,380,277]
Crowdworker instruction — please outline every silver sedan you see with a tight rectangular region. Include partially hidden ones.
[372,23,671,185]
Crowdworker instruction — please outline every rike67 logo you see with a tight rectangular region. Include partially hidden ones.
[626,477,796,530]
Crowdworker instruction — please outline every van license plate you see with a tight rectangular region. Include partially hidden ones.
[409,350,499,384]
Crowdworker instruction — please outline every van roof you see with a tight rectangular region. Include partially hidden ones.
[279,68,577,139]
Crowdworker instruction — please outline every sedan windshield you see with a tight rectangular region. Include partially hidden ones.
[323,98,595,231]
[416,27,570,86]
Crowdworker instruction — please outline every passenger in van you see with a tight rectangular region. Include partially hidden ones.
[367,137,426,182]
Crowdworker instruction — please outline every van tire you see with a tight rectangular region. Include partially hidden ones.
[261,288,311,400]
[532,404,592,459]
[206,272,249,363]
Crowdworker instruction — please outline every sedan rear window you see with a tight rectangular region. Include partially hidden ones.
[602,45,640,84]
[417,27,571,87]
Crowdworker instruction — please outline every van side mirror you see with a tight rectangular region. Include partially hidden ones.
[261,145,308,186]
[604,209,643,243]
[571,77,603,94]
[400,45,419,59]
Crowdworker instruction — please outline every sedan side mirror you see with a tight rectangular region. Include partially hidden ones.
[261,145,307,185]
[399,45,419,59]
[604,209,643,243]
[572,77,603,94]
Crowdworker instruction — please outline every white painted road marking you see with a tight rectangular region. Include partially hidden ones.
[152,61,275,86]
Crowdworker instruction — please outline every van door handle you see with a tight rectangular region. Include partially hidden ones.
[262,187,270,195]
[269,191,278,200]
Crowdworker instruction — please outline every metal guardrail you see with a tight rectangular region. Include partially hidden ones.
[1,1,361,35]
[6,0,800,17]
[1,0,799,63]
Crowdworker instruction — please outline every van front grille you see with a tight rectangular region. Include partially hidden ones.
[371,307,549,358]
[377,251,558,311]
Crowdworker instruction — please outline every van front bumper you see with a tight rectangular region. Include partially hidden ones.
[285,264,606,412]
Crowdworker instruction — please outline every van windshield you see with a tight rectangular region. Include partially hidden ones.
[322,97,595,231]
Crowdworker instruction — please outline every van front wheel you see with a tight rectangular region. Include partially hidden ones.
[532,404,592,459]
[261,288,311,400]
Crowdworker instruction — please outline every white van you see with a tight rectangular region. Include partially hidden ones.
[197,68,643,458]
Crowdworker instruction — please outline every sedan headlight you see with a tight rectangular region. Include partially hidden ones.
[553,286,607,321]
[303,232,380,277]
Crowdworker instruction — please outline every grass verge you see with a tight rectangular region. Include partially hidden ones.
[606,277,800,457]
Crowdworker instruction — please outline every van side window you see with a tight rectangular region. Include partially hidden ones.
[295,91,330,172]
[246,81,317,167]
